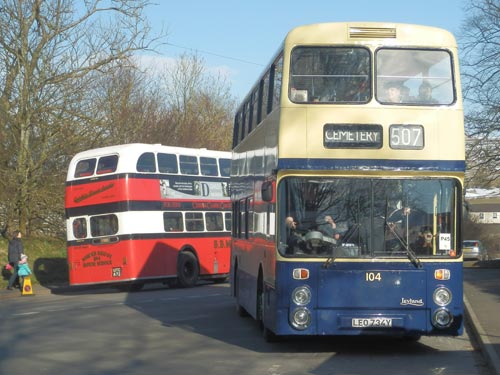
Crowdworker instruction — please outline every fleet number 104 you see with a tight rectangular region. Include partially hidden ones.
[366,272,382,282]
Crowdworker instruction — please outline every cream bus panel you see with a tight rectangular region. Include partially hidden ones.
[278,107,464,164]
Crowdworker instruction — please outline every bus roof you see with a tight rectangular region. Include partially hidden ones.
[70,143,231,161]
[67,143,231,180]
[284,22,457,48]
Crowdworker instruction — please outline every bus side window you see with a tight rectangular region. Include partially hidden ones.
[163,212,183,232]
[90,214,118,237]
[185,212,204,231]
[219,158,231,177]
[158,153,178,174]
[136,152,156,173]
[72,218,87,239]
[224,212,232,231]
[200,157,218,176]
[75,158,96,178]
[206,212,223,231]
[96,155,118,175]
[179,155,199,175]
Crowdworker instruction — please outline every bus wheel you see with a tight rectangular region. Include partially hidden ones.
[177,251,199,288]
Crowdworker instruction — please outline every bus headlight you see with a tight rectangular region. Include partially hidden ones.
[433,287,452,306]
[432,308,453,328]
[292,286,312,306]
[290,307,311,330]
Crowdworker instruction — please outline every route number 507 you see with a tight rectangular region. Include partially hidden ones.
[366,272,382,282]
[389,125,424,149]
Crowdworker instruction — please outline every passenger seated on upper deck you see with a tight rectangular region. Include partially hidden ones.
[417,81,438,104]
[383,81,404,103]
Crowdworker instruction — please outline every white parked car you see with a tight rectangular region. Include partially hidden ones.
[462,240,488,261]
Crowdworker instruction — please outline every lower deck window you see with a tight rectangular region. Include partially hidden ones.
[164,212,184,232]
[90,214,118,237]
[164,211,232,232]
[72,218,87,239]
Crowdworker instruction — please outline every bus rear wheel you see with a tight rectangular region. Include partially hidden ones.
[177,251,199,288]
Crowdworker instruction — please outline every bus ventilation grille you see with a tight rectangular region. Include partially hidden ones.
[349,27,397,39]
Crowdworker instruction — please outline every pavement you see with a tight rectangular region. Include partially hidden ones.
[463,260,500,375]
[1,261,500,374]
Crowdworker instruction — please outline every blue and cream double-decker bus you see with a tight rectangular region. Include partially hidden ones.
[230,22,464,340]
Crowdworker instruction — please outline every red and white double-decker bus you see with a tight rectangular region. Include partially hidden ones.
[65,143,231,290]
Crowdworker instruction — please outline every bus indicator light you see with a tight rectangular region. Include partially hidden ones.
[293,268,309,280]
[434,269,450,281]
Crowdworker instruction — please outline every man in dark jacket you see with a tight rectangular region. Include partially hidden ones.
[5,230,24,290]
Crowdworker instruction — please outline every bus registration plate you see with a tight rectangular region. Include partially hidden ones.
[352,318,392,328]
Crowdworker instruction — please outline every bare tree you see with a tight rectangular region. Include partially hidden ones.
[460,0,500,187]
[0,0,162,234]
[157,53,235,150]
[95,64,167,145]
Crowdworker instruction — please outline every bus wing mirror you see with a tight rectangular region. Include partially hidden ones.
[262,181,274,202]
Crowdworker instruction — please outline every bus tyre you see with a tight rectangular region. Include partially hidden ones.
[177,252,199,288]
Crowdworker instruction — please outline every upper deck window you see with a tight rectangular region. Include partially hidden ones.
[219,158,231,177]
[200,157,218,176]
[158,153,178,174]
[290,47,370,104]
[136,152,156,173]
[376,49,454,105]
[96,155,118,175]
[179,155,199,175]
[74,158,96,178]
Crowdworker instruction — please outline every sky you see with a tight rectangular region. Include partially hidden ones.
[143,0,467,101]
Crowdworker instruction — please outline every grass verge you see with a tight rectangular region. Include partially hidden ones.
[0,236,68,288]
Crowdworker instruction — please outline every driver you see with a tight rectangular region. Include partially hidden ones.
[285,216,306,254]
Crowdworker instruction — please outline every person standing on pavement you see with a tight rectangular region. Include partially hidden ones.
[4,230,24,290]
[17,254,32,291]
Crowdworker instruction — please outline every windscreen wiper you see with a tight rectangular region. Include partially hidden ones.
[322,223,361,268]
[322,256,335,268]
[386,222,422,269]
